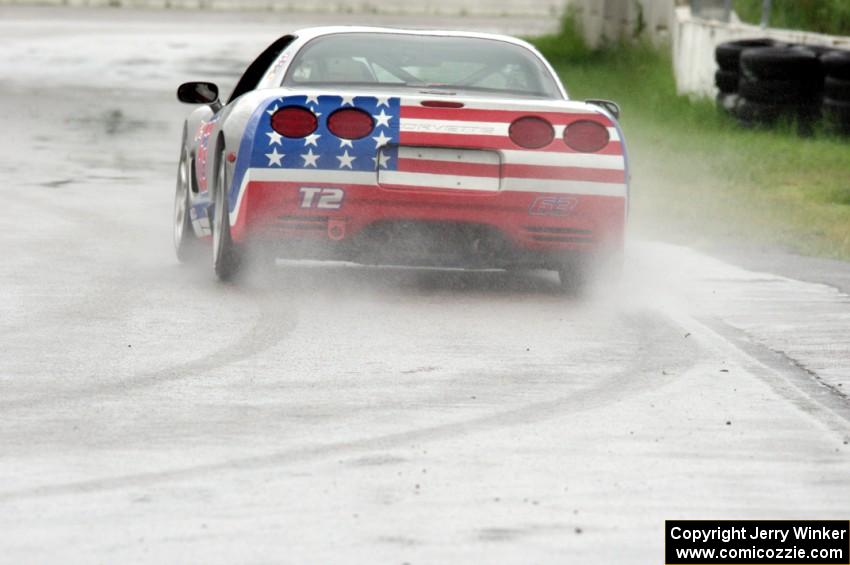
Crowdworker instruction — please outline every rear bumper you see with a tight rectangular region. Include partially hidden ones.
[231,181,626,266]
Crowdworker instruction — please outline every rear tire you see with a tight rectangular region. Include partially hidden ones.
[174,149,202,263]
[212,147,242,281]
[556,262,585,294]
[555,251,622,294]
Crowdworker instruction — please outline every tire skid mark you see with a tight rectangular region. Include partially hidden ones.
[0,290,298,411]
[2,183,301,408]
[0,311,698,502]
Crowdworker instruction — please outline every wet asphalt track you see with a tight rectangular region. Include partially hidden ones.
[1,7,849,564]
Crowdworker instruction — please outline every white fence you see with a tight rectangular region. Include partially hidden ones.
[570,0,850,99]
[569,0,676,48]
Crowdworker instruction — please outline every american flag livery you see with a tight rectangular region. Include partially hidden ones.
[228,92,627,225]
[249,94,401,174]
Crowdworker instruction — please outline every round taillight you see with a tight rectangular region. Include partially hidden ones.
[327,108,374,140]
[508,116,554,149]
[563,120,610,153]
[270,106,317,138]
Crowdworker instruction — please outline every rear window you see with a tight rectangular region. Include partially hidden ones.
[284,33,561,98]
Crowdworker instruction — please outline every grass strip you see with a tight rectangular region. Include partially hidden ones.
[531,19,850,259]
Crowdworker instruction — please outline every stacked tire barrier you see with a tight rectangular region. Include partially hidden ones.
[738,47,822,132]
[715,38,850,136]
[714,38,778,115]
[822,50,850,134]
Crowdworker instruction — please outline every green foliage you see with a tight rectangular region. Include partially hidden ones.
[633,1,647,39]
[532,11,595,64]
[530,20,850,258]
[734,0,850,35]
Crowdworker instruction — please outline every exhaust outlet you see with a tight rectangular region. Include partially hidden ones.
[328,219,346,241]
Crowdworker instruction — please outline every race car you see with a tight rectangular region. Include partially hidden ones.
[174,26,628,287]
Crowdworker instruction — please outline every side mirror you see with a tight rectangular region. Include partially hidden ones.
[585,99,621,120]
[177,82,221,109]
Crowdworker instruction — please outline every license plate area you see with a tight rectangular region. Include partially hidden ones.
[378,146,501,192]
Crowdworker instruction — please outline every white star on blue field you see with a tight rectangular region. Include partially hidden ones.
[253,94,400,172]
